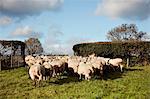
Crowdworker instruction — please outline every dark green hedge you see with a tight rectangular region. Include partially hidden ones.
[73,41,150,66]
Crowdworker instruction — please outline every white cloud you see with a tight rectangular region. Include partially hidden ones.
[95,0,150,20]
[62,38,94,55]
[11,26,42,38]
[0,0,63,17]
[43,25,64,54]
[43,39,92,55]
[0,16,12,26]
[42,25,95,55]
[12,26,32,35]
[44,31,94,55]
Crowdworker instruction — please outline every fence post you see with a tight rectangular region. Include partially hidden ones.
[126,58,129,67]
[11,42,13,68]
[18,56,19,67]
[0,56,1,71]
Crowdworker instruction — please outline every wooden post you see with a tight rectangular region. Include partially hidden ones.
[18,56,19,67]
[126,58,129,67]
[11,42,13,68]
[0,56,1,71]
[21,43,25,67]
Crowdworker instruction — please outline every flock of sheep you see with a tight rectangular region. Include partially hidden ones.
[25,54,124,85]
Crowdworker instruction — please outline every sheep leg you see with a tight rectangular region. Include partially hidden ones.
[39,74,42,81]
[79,74,82,80]
[32,80,36,86]
[52,69,56,77]
[37,80,41,87]
[49,70,53,80]
[100,70,103,79]
[120,64,123,72]
[85,74,91,81]
[85,77,88,80]
[30,75,36,86]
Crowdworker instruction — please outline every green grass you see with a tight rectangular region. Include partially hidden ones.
[0,66,150,99]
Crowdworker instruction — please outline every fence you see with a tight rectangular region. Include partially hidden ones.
[0,40,25,71]
[0,55,25,70]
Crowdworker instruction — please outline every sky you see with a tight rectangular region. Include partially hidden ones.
[0,0,150,55]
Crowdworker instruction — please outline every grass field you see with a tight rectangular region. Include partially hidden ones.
[0,66,150,99]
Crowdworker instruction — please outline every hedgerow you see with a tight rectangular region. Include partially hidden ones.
[73,41,150,66]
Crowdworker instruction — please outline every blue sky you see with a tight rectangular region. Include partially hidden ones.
[0,0,150,55]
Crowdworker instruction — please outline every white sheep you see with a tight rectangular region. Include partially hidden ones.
[68,58,80,73]
[29,63,45,86]
[49,59,68,77]
[108,58,124,72]
[87,57,106,78]
[25,55,35,66]
[78,62,94,80]
[25,55,34,62]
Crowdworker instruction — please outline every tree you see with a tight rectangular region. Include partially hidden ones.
[25,38,43,55]
[107,24,149,66]
[107,24,147,42]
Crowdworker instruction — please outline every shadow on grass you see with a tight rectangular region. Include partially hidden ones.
[45,76,81,85]
[46,68,82,85]
[103,67,144,80]
[94,66,124,80]
[41,67,144,86]
[54,77,81,85]
[124,68,143,71]
[50,72,124,84]
[45,71,124,85]
[103,71,123,80]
